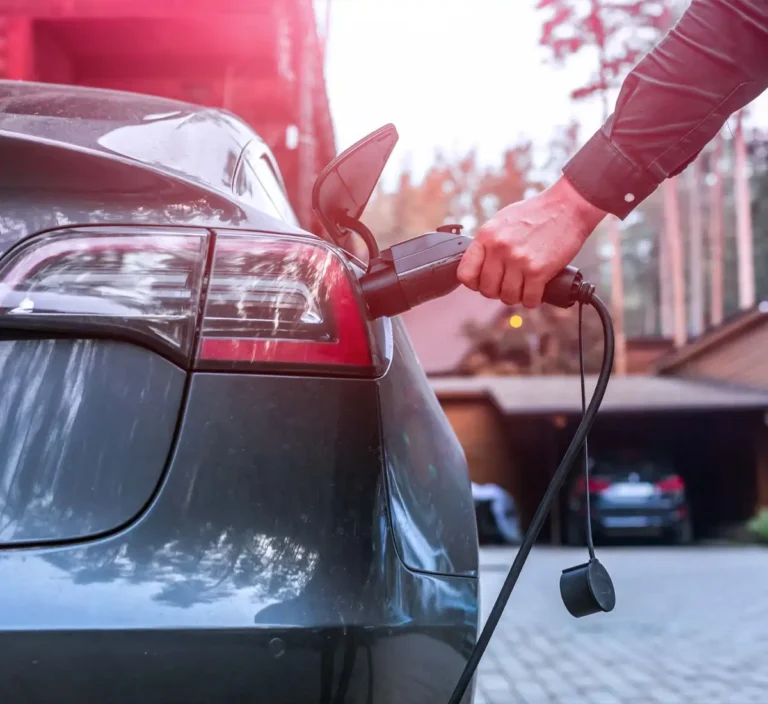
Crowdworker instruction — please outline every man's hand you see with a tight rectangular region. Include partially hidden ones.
[457,176,607,308]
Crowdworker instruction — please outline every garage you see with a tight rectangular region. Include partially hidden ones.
[434,374,768,544]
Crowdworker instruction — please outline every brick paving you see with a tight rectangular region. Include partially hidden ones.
[475,545,768,703]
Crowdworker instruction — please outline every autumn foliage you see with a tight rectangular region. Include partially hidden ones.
[538,0,675,104]
[364,144,543,248]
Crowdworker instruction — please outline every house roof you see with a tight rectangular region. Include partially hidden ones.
[400,285,504,375]
[430,374,768,415]
[656,302,768,373]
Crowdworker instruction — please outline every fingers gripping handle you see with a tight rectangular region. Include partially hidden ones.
[360,231,587,319]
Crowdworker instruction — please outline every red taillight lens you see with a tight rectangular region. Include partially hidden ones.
[572,476,611,494]
[588,477,611,494]
[657,475,685,494]
[0,227,207,360]
[196,234,374,374]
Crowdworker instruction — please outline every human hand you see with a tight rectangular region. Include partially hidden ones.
[456,176,607,307]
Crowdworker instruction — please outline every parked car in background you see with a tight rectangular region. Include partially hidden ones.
[0,81,478,703]
[472,483,522,545]
[565,452,693,545]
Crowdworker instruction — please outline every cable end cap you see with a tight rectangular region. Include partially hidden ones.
[560,558,616,618]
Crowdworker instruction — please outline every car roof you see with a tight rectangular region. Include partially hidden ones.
[0,80,257,192]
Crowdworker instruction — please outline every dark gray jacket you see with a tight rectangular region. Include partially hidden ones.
[563,0,768,219]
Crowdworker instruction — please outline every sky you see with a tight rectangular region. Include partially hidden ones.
[321,0,768,188]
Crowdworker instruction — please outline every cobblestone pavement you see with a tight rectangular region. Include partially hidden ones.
[475,545,768,704]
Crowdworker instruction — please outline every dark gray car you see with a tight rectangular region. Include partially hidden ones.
[566,454,693,545]
[0,81,479,703]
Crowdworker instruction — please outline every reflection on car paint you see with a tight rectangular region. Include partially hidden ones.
[0,340,184,544]
[379,318,479,577]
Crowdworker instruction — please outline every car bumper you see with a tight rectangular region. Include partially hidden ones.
[595,509,688,535]
[0,373,478,703]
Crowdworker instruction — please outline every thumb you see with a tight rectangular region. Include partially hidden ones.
[457,240,485,291]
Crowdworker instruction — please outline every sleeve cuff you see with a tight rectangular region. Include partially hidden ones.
[562,128,660,220]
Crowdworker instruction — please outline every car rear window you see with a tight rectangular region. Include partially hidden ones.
[0,91,185,122]
[592,460,670,482]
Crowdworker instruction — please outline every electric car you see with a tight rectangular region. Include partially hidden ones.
[565,452,693,545]
[0,81,479,702]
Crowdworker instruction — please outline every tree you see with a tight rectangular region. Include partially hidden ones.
[735,111,757,309]
[748,127,768,302]
[707,132,726,326]
[363,143,540,248]
[459,304,606,376]
[545,121,580,170]
[538,0,675,115]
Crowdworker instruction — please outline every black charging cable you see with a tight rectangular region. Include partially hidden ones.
[337,212,380,266]
[447,270,616,704]
[579,301,596,561]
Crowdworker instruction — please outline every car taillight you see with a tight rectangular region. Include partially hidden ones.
[588,477,611,494]
[657,475,685,494]
[572,476,611,495]
[196,233,374,374]
[0,228,375,376]
[0,227,207,361]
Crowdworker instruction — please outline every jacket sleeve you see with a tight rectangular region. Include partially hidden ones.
[563,0,768,220]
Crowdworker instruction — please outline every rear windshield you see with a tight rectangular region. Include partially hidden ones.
[592,455,672,482]
[0,91,188,122]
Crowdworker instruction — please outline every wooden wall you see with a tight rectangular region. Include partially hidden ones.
[672,323,768,389]
[441,399,514,493]
[440,398,561,538]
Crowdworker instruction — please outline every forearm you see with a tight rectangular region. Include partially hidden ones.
[564,0,768,219]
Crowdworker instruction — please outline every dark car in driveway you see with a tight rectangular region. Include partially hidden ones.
[0,81,479,703]
[565,453,693,545]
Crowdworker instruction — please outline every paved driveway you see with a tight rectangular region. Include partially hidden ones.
[476,545,768,703]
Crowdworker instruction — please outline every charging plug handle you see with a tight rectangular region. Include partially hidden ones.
[361,231,594,318]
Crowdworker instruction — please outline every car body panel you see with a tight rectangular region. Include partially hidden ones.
[0,340,185,545]
[381,319,478,576]
[0,373,477,702]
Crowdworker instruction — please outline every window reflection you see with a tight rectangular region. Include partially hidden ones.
[0,230,207,356]
[234,163,283,221]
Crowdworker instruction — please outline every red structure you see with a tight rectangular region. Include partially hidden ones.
[0,0,336,230]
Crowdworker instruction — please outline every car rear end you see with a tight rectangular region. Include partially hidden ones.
[0,224,479,702]
[570,463,691,543]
